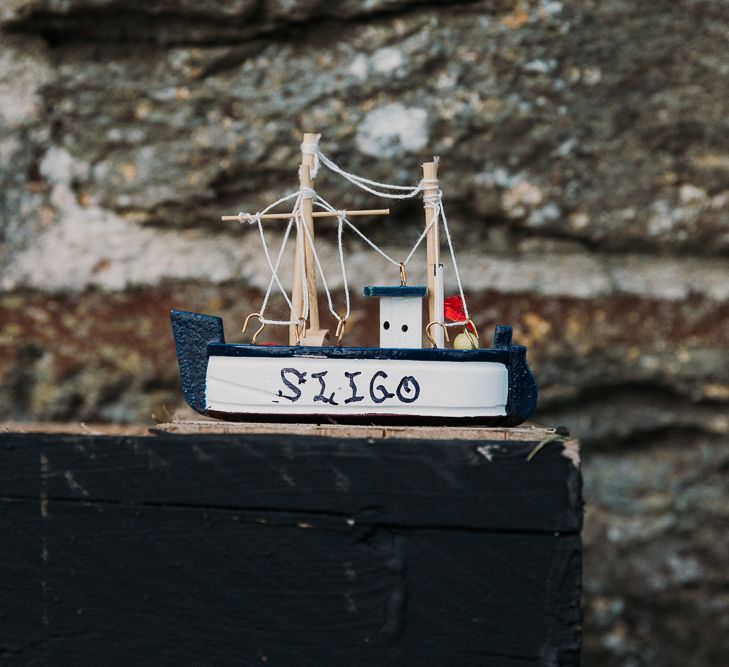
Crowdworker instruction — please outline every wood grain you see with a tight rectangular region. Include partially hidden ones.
[0,432,581,666]
[153,420,558,441]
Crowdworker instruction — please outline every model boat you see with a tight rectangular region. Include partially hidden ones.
[171,133,537,425]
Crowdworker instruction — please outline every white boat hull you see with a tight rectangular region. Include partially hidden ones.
[206,356,508,418]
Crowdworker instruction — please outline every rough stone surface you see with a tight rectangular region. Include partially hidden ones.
[1,1,728,664]
[582,432,729,666]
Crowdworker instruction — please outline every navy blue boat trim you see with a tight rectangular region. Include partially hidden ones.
[170,310,539,424]
[206,410,523,427]
[492,325,512,350]
[207,343,511,364]
[171,309,224,414]
[364,285,427,298]
[504,345,538,426]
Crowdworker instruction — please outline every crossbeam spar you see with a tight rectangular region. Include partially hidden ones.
[222,209,389,221]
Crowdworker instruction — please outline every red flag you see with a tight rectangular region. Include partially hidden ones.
[444,295,475,332]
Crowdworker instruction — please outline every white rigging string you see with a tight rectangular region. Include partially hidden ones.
[423,188,470,326]
[256,217,294,318]
[313,155,469,326]
[242,191,298,320]
[235,150,470,331]
[301,198,351,324]
[296,198,310,326]
[239,190,309,326]
[317,196,435,266]
[317,151,424,199]
[299,140,320,178]
[336,213,350,321]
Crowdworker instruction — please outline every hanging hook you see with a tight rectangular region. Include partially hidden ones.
[463,319,479,348]
[425,321,450,348]
[335,316,347,346]
[399,262,407,286]
[241,312,266,345]
[294,317,307,345]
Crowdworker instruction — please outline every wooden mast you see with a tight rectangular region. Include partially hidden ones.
[223,137,392,346]
[422,160,444,347]
[290,133,328,346]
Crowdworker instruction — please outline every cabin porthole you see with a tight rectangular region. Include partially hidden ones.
[383,321,390,330]
[401,324,408,332]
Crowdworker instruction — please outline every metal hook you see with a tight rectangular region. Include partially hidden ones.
[463,319,479,348]
[399,262,407,286]
[335,316,347,346]
[294,317,306,345]
[241,312,266,345]
[425,321,450,348]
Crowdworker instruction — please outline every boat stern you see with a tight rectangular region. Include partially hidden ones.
[170,310,224,414]
[492,326,538,425]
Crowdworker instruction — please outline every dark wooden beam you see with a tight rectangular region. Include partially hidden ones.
[0,432,582,666]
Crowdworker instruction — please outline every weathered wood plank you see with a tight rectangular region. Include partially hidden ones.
[0,433,581,666]
[0,434,581,532]
[153,420,558,441]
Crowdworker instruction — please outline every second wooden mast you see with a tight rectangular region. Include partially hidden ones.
[423,159,445,347]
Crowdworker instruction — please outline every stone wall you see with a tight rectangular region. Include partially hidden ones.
[1,1,727,664]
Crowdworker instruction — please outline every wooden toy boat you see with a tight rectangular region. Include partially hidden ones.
[171,133,537,425]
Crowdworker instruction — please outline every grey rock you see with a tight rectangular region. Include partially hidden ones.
[582,432,729,666]
[1,2,729,664]
[3,0,729,257]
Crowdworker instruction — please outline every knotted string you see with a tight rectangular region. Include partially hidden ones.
[232,151,469,331]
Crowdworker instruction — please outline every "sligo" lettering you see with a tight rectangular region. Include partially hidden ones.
[276,367,420,405]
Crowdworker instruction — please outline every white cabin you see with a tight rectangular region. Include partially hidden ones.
[364,285,427,348]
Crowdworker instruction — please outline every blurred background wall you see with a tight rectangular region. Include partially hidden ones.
[1,1,727,664]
